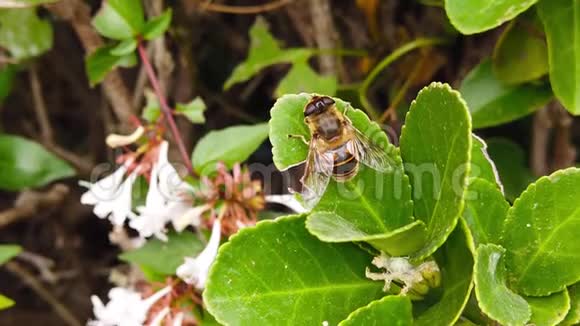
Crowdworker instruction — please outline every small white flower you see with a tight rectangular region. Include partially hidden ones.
[80,164,137,226]
[177,219,222,289]
[171,203,210,232]
[130,141,174,240]
[106,126,145,148]
[149,307,170,326]
[88,286,170,326]
[265,194,307,213]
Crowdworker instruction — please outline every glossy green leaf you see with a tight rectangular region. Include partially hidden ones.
[526,290,570,326]
[502,168,580,296]
[486,138,534,201]
[269,93,415,251]
[0,294,14,310]
[110,38,137,56]
[462,178,509,248]
[85,45,137,86]
[223,17,313,89]
[204,215,384,325]
[0,244,21,265]
[307,212,426,256]
[192,123,269,175]
[415,222,474,326]
[176,97,206,124]
[537,0,580,114]
[561,283,580,325]
[444,0,539,34]
[92,0,144,40]
[400,82,471,260]
[470,135,502,190]
[119,232,202,277]
[474,244,531,326]
[275,60,337,97]
[493,12,549,84]
[338,296,413,326]
[460,60,552,128]
[142,9,172,41]
[0,135,75,191]
[0,0,58,8]
[0,8,53,60]
[141,89,161,123]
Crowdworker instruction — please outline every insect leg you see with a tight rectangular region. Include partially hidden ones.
[287,134,309,145]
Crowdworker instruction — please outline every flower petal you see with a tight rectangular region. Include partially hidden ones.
[176,219,222,289]
[105,126,145,148]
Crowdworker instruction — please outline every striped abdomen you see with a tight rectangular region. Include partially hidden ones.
[332,144,359,181]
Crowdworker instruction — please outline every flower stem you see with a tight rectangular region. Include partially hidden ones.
[137,41,196,176]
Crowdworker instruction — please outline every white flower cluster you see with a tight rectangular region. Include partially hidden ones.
[80,141,206,241]
[83,140,225,325]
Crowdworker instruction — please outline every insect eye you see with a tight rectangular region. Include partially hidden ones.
[304,103,317,116]
[315,101,325,110]
[322,97,335,105]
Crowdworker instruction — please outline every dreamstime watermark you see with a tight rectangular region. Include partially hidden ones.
[83,123,491,206]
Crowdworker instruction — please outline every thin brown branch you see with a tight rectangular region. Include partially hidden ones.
[308,0,338,76]
[0,184,69,228]
[531,106,552,176]
[27,61,94,174]
[138,42,196,175]
[198,0,292,14]
[551,103,576,171]
[4,261,82,326]
[29,65,53,140]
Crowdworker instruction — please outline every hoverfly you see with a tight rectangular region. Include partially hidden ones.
[292,95,395,208]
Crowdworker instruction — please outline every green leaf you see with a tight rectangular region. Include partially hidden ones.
[0,64,17,103]
[502,168,580,296]
[470,135,503,190]
[119,231,202,277]
[204,215,384,325]
[400,82,471,260]
[92,0,144,40]
[0,8,53,60]
[338,296,413,326]
[0,135,75,191]
[192,123,269,175]
[0,244,21,265]
[306,214,427,256]
[176,97,206,124]
[223,17,313,89]
[561,283,580,325]
[526,290,570,326]
[141,89,161,122]
[275,60,337,97]
[142,9,172,41]
[492,12,549,85]
[0,0,58,8]
[269,93,415,253]
[110,38,137,56]
[0,294,14,310]
[486,138,534,201]
[473,244,531,326]
[537,0,580,114]
[415,222,474,326]
[85,45,137,86]
[444,0,539,34]
[460,60,552,128]
[462,178,509,248]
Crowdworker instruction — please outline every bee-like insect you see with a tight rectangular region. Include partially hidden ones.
[292,95,395,208]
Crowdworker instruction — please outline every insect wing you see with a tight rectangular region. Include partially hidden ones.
[300,141,333,209]
[348,124,396,173]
